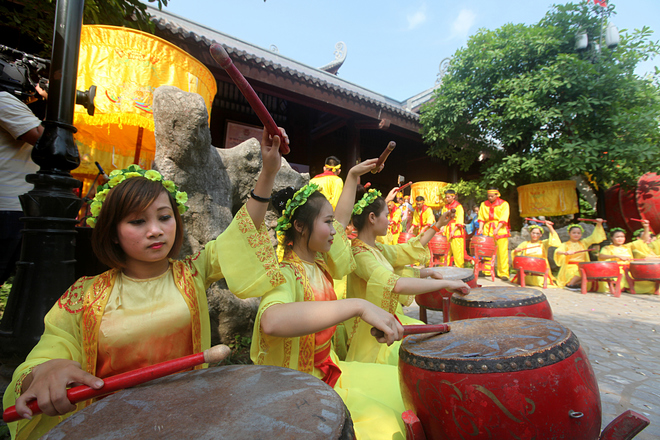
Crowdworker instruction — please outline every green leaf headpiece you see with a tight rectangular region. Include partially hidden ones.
[352,189,382,216]
[275,183,321,233]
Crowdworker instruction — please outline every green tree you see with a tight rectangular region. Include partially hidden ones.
[1,0,168,57]
[420,1,660,192]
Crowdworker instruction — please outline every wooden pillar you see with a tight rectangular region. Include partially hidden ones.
[346,122,360,171]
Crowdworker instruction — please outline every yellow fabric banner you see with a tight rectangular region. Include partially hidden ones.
[517,180,579,217]
[72,25,217,186]
[410,181,448,210]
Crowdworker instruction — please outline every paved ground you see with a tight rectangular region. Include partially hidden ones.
[404,276,660,439]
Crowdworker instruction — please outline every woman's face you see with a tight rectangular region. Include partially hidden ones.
[374,205,390,236]
[306,200,336,253]
[612,231,626,246]
[116,191,176,267]
[569,227,583,242]
[530,228,543,242]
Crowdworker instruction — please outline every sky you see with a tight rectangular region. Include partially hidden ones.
[162,0,660,102]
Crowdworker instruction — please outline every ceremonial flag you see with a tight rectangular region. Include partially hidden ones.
[594,0,607,6]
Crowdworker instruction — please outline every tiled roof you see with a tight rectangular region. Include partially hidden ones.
[148,6,422,123]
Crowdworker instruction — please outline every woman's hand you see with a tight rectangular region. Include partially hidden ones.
[445,280,470,295]
[428,270,444,280]
[595,218,604,224]
[359,302,403,346]
[16,359,104,419]
[348,158,380,178]
[261,127,287,177]
[385,187,398,203]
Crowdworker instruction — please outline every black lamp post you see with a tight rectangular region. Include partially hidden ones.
[0,0,86,363]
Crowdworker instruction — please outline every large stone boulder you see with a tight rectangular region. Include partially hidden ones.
[152,85,307,345]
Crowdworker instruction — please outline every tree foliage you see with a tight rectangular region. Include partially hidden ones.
[0,0,168,57]
[420,2,660,191]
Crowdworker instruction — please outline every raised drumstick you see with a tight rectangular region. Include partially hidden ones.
[209,43,290,155]
[396,181,413,192]
[3,345,231,423]
[371,323,451,340]
[371,141,396,174]
[577,218,607,223]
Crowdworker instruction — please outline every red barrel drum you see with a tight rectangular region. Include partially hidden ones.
[513,256,547,273]
[628,261,660,280]
[449,286,553,320]
[605,172,660,236]
[416,266,476,311]
[398,232,415,244]
[399,317,602,440]
[579,261,620,278]
[43,365,355,440]
[428,234,449,255]
[469,235,496,257]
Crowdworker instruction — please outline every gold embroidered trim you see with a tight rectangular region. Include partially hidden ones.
[236,204,285,287]
[172,261,202,363]
[13,367,33,398]
[381,274,400,314]
[58,276,93,313]
[82,269,118,374]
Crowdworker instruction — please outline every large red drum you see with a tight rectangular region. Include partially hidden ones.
[399,317,602,440]
[398,232,415,244]
[449,286,553,320]
[428,234,449,255]
[43,365,354,440]
[579,261,620,278]
[470,235,496,257]
[628,261,660,280]
[513,256,546,273]
[416,266,476,311]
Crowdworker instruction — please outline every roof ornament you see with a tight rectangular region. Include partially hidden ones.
[435,57,450,85]
[319,41,347,75]
[270,45,279,54]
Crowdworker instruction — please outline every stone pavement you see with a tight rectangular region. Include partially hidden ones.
[404,276,660,439]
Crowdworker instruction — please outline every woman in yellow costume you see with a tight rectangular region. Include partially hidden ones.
[4,129,287,440]
[512,221,561,287]
[251,158,408,440]
[344,187,470,366]
[553,220,606,289]
[629,221,659,259]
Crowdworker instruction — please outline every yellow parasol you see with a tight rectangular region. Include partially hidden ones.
[72,25,217,196]
[517,180,579,217]
[410,181,449,210]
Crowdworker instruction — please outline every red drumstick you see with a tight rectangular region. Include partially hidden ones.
[3,345,231,423]
[524,218,547,224]
[371,141,396,174]
[396,181,413,192]
[577,218,607,223]
[573,248,597,254]
[363,182,372,189]
[371,324,451,340]
[630,218,645,222]
[515,244,543,253]
[209,44,290,155]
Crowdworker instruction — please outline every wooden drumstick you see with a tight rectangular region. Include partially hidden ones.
[363,182,372,189]
[371,141,396,174]
[396,181,413,192]
[524,218,547,224]
[577,218,607,223]
[371,324,451,340]
[514,244,543,253]
[209,43,290,155]
[3,345,231,423]
[630,218,645,222]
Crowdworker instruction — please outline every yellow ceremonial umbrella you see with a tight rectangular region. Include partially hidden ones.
[410,181,449,210]
[517,180,579,217]
[72,25,217,196]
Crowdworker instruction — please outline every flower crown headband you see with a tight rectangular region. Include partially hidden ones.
[568,224,585,234]
[352,189,382,216]
[633,228,645,238]
[86,164,189,228]
[609,227,626,237]
[275,183,320,233]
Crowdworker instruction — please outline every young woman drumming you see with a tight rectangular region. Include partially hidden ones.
[250,159,409,440]
[553,220,606,289]
[4,129,287,440]
[511,221,561,287]
[343,187,471,366]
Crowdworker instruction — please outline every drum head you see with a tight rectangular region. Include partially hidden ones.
[400,317,578,374]
[451,286,547,308]
[44,365,352,440]
[429,266,474,283]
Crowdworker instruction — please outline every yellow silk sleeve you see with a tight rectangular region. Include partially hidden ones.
[582,223,606,248]
[202,204,284,298]
[547,231,562,248]
[321,219,356,279]
[379,236,430,268]
[553,242,569,267]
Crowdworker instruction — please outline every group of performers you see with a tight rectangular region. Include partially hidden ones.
[5,138,471,440]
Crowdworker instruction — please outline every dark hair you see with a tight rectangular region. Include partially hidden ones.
[272,187,330,248]
[92,177,184,269]
[415,196,425,202]
[444,189,456,195]
[325,156,341,166]
[568,225,583,233]
[352,186,387,232]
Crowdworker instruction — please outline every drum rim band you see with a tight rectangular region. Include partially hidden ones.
[399,331,580,374]
[451,291,547,308]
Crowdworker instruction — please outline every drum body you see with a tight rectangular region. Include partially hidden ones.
[399,317,602,440]
[416,267,476,311]
[398,232,415,244]
[513,256,547,274]
[450,286,553,320]
[470,235,496,257]
[428,234,449,256]
[628,261,660,280]
[43,365,354,440]
[579,261,620,278]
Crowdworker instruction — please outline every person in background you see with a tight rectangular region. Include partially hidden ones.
[440,189,465,267]
[309,155,343,209]
[512,222,561,287]
[553,220,606,290]
[409,196,434,235]
[477,188,511,281]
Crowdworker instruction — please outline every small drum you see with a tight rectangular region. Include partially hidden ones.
[43,365,354,440]
[449,286,553,320]
[579,261,620,278]
[398,232,415,244]
[470,235,496,257]
[513,256,547,274]
[416,266,476,312]
[628,261,660,280]
[399,317,602,440]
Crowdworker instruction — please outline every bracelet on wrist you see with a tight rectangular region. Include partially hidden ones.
[431,224,440,233]
[250,189,271,203]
